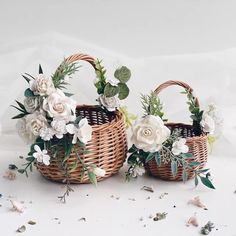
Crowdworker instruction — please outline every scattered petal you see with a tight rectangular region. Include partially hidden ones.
[188,196,207,210]
[78,217,86,222]
[141,186,154,193]
[128,198,136,201]
[159,192,168,199]
[10,200,25,213]
[186,213,198,227]
[3,170,16,180]
[16,225,26,233]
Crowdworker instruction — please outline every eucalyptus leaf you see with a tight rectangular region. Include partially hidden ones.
[200,176,215,189]
[194,176,199,186]
[114,66,131,83]
[154,152,161,166]
[104,83,119,97]
[145,153,155,163]
[88,170,97,186]
[189,161,201,167]
[118,83,129,100]
[182,170,188,183]
[171,160,177,177]
[24,88,34,97]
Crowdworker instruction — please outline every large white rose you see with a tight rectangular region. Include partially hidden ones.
[24,96,39,113]
[98,95,120,112]
[200,113,215,134]
[51,119,67,139]
[131,115,170,153]
[17,112,48,144]
[29,74,55,96]
[43,90,76,122]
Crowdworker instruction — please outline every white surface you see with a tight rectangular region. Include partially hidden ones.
[1,1,236,235]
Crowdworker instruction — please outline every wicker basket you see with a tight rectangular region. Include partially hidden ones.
[36,53,128,183]
[145,80,208,181]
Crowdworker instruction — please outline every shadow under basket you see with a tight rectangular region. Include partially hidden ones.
[36,105,128,184]
[145,123,208,181]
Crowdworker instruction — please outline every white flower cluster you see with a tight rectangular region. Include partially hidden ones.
[16,74,93,165]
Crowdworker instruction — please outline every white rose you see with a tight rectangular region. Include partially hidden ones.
[171,138,189,156]
[107,78,120,87]
[43,90,76,122]
[93,167,106,177]
[99,95,120,112]
[131,115,170,153]
[200,113,215,134]
[29,74,55,96]
[24,96,39,113]
[51,119,67,139]
[66,118,92,144]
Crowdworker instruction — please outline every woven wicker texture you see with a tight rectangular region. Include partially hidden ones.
[145,80,208,181]
[36,54,128,183]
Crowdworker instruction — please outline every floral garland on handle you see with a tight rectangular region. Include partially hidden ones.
[126,89,218,189]
[12,57,131,202]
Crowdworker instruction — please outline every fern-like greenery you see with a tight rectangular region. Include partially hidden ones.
[51,59,80,89]
[141,91,165,119]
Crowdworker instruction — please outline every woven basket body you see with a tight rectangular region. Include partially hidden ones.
[145,81,208,181]
[36,54,128,183]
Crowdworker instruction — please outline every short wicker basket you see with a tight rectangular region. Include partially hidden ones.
[145,80,208,181]
[36,54,128,183]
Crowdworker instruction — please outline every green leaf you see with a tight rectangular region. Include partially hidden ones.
[24,88,34,97]
[128,144,138,153]
[64,92,74,97]
[18,169,25,174]
[194,176,199,186]
[12,113,27,119]
[104,83,119,97]
[189,161,201,167]
[154,152,161,166]
[80,168,85,182]
[127,153,139,164]
[39,64,43,74]
[118,83,129,100]
[182,170,188,183]
[88,170,97,186]
[200,176,215,189]
[15,100,26,111]
[181,153,194,159]
[171,160,177,177]
[22,75,31,83]
[145,153,155,163]
[114,66,131,83]
[26,156,35,162]
[198,168,210,173]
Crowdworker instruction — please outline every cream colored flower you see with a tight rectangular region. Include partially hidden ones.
[33,145,51,165]
[131,115,170,153]
[98,95,120,112]
[93,167,106,177]
[29,74,55,96]
[132,166,145,178]
[171,138,189,155]
[39,127,55,141]
[66,118,92,144]
[43,90,76,122]
[51,119,67,139]
[200,113,215,134]
[24,97,39,113]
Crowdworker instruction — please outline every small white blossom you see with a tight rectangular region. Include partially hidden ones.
[51,119,67,139]
[98,95,120,112]
[107,78,120,87]
[33,145,51,166]
[200,113,215,134]
[66,118,92,144]
[132,166,145,178]
[171,138,189,156]
[39,127,55,141]
[93,167,106,177]
[29,74,55,96]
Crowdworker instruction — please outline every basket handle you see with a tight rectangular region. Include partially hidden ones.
[55,53,96,72]
[154,80,200,107]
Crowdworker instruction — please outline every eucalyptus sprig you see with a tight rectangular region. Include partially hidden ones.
[141,91,165,120]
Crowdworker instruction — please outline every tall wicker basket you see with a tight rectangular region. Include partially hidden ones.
[36,53,128,183]
[145,80,208,181]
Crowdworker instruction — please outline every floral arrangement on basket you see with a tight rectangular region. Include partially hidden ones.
[126,80,222,189]
[12,53,131,202]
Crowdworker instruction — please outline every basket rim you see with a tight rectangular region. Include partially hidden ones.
[76,104,124,132]
[165,122,208,142]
